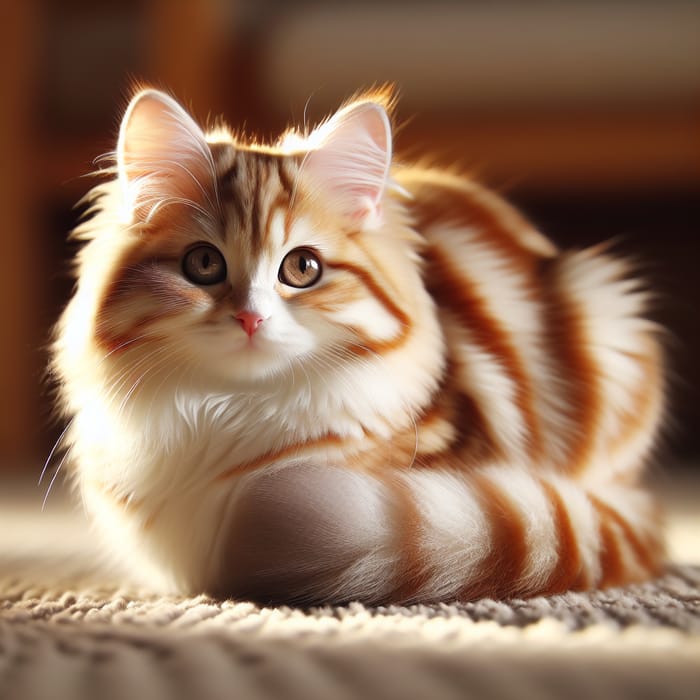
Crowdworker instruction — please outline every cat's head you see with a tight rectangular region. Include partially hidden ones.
[59,89,442,413]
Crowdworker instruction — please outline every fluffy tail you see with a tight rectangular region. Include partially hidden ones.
[215,463,664,606]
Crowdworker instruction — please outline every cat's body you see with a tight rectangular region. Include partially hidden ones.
[52,88,665,604]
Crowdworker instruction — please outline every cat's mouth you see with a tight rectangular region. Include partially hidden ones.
[193,320,314,381]
[229,331,289,363]
[235,330,270,352]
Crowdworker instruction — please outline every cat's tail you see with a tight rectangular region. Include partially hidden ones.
[215,463,664,605]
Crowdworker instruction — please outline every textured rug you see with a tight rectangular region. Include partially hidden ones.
[1,475,699,700]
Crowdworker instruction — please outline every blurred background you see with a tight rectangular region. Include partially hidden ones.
[1,0,699,475]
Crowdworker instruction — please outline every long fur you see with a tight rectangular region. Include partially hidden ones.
[51,87,666,605]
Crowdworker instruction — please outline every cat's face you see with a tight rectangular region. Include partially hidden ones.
[86,89,422,392]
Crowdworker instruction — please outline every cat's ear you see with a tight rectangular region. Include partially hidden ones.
[303,101,392,226]
[117,89,215,222]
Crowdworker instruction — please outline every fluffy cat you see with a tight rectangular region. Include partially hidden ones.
[51,87,666,605]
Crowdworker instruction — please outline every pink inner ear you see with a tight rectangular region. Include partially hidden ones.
[303,101,392,223]
[117,90,215,222]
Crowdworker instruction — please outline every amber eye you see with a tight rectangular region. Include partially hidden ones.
[182,244,227,285]
[278,248,323,288]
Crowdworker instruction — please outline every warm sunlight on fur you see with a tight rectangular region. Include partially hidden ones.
[51,87,666,605]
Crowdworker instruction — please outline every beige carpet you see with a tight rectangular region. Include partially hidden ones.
[1,473,699,699]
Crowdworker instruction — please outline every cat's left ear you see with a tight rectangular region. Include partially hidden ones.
[117,89,215,222]
[303,100,392,226]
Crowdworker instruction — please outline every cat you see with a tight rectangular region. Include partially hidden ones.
[51,86,666,605]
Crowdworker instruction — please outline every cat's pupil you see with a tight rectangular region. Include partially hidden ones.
[278,247,322,289]
[182,244,226,285]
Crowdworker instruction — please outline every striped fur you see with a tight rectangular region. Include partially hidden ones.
[51,88,666,605]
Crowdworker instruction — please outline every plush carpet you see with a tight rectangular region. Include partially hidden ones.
[1,474,698,700]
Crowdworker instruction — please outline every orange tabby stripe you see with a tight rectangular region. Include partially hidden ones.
[541,258,601,473]
[383,475,433,603]
[452,391,502,464]
[417,390,501,469]
[213,146,237,238]
[325,260,413,354]
[256,154,296,250]
[404,175,555,274]
[96,283,195,352]
[413,391,458,459]
[284,276,366,310]
[98,253,179,302]
[95,256,202,354]
[262,192,291,245]
[589,495,662,579]
[248,159,265,253]
[425,245,544,462]
[95,322,168,357]
[589,495,661,588]
[213,433,347,481]
[464,187,557,264]
[457,473,529,600]
[594,516,626,588]
[539,479,588,594]
[276,156,303,243]
[275,155,296,198]
[218,156,246,235]
[346,429,422,475]
[220,153,281,254]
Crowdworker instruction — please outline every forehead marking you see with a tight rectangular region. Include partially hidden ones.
[222,152,295,249]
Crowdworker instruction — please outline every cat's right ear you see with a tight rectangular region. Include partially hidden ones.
[117,89,215,223]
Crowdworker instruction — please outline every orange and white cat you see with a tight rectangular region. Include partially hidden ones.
[52,87,666,604]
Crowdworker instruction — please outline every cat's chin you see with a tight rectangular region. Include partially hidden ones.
[188,327,318,388]
[198,345,301,388]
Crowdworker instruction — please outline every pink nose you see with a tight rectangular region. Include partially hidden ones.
[235,311,264,337]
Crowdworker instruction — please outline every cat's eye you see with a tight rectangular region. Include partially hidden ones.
[279,248,323,288]
[182,244,227,285]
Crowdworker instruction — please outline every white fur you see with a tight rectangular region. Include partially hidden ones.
[401,469,491,601]
[545,474,602,585]
[444,314,528,458]
[557,250,663,479]
[480,467,558,593]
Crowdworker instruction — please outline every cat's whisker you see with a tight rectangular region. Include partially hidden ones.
[41,448,70,511]
[115,347,183,419]
[143,349,191,422]
[103,351,157,403]
[407,415,419,471]
[305,351,361,398]
[97,333,155,366]
[39,418,74,486]
[99,344,177,419]
[289,355,313,397]
[141,194,214,224]
[127,156,218,218]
